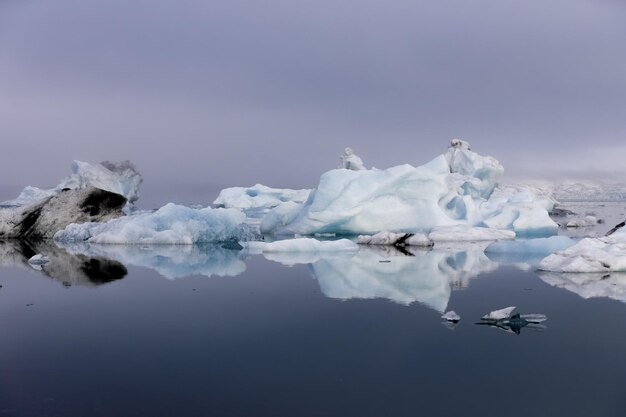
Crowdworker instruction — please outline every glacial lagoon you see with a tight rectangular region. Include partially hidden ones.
[1,202,625,417]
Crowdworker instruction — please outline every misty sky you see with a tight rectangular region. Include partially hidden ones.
[1,0,625,200]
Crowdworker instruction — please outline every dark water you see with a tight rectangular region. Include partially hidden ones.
[1,242,625,417]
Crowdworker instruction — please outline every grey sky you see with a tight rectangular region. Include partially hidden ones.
[1,0,625,201]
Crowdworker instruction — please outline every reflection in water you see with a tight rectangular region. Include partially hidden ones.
[0,240,127,286]
[260,245,497,313]
[475,317,547,334]
[57,242,247,279]
[537,271,626,303]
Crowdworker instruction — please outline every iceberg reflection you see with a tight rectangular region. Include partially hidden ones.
[537,271,626,303]
[57,242,247,280]
[0,240,127,286]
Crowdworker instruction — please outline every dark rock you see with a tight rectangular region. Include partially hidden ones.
[0,187,127,240]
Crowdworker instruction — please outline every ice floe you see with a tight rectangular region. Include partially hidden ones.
[356,231,433,247]
[54,203,250,245]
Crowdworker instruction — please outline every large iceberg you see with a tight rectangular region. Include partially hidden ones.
[261,140,557,238]
[54,203,251,245]
[1,160,142,209]
[538,271,626,303]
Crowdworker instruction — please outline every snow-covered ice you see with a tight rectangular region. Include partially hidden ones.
[339,147,366,171]
[213,184,311,210]
[481,306,516,321]
[357,231,433,247]
[441,310,461,322]
[538,229,626,273]
[54,203,250,245]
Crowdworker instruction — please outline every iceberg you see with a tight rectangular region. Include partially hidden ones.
[261,140,557,238]
[54,203,251,245]
[441,310,461,322]
[538,230,626,273]
[213,184,311,210]
[481,306,517,321]
[428,226,515,242]
[1,160,142,209]
[27,254,49,266]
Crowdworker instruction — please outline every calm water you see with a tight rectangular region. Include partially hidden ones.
[1,204,625,417]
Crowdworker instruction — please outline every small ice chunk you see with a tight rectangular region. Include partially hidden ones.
[28,254,49,265]
[482,306,516,321]
[441,310,461,322]
[520,314,547,323]
[340,147,366,171]
[566,216,600,228]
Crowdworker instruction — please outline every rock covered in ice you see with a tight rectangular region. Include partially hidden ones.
[1,160,142,209]
[356,231,433,247]
[428,226,515,242]
[213,184,311,210]
[54,203,250,245]
[0,187,128,239]
[482,306,516,321]
[538,230,626,273]
[339,147,366,171]
[261,140,557,238]
[27,254,49,265]
[244,238,357,253]
[441,310,461,322]
[566,215,601,228]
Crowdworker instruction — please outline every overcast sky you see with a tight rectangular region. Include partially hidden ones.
[1,0,625,201]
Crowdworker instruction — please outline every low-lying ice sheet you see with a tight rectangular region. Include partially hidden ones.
[356,231,433,247]
[54,203,250,245]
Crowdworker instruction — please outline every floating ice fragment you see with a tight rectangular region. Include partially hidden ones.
[481,306,516,321]
[357,231,433,247]
[28,254,49,265]
[441,310,461,322]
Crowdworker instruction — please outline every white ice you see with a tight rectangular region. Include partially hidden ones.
[213,184,311,210]
[54,203,249,245]
[538,271,626,304]
[356,231,433,247]
[441,310,461,322]
[482,306,516,320]
[538,230,626,273]
[339,147,366,171]
[566,215,600,228]
[261,140,557,238]
[27,254,49,265]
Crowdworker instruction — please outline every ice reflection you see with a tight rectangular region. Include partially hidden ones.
[259,245,498,313]
[0,240,127,286]
[537,271,626,303]
[57,242,247,280]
